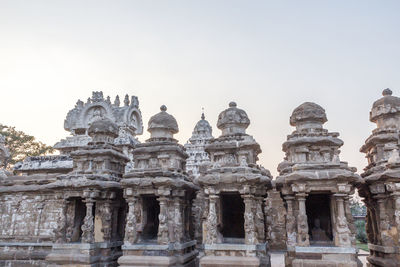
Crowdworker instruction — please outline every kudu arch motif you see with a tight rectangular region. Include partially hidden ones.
[0,89,397,267]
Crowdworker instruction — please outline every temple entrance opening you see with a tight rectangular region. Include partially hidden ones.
[306,194,333,244]
[141,195,160,241]
[70,197,86,242]
[220,192,245,243]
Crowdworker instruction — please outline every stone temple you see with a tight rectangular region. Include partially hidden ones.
[0,89,399,267]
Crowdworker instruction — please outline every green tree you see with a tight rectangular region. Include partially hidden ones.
[0,124,54,168]
[355,220,368,243]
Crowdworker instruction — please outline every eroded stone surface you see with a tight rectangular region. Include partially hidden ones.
[197,102,272,267]
[276,102,361,267]
[359,89,400,267]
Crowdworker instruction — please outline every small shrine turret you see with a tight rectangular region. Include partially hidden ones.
[276,102,361,267]
[118,105,198,267]
[198,102,272,267]
[359,89,400,266]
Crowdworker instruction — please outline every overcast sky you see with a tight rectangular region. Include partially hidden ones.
[1,0,400,177]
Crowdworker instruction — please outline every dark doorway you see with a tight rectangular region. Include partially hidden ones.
[220,193,245,240]
[141,195,160,241]
[306,194,333,243]
[70,197,86,242]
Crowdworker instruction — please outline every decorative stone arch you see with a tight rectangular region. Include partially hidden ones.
[80,102,115,130]
[124,108,143,135]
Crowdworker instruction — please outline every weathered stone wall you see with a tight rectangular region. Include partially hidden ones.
[0,192,62,242]
[265,188,286,251]
[0,191,62,266]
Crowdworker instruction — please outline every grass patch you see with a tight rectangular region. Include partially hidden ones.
[356,240,369,252]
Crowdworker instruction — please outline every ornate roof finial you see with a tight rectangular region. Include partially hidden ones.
[229,101,237,108]
[106,96,111,105]
[124,94,130,106]
[201,107,205,120]
[114,95,120,106]
[383,88,393,96]
[160,105,167,112]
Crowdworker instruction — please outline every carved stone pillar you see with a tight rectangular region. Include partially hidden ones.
[344,196,356,246]
[285,196,296,247]
[296,193,309,246]
[125,197,138,244]
[392,193,400,244]
[255,196,265,243]
[101,200,112,241]
[334,194,351,247]
[205,194,218,245]
[243,194,257,245]
[376,195,395,246]
[81,199,95,243]
[157,196,169,245]
[173,196,184,242]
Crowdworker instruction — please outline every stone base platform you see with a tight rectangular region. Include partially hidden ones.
[286,246,361,267]
[0,241,53,267]
[46,241,123,267]
[199,243,270,267]
[118,241,198,267]
[366,243,400,267]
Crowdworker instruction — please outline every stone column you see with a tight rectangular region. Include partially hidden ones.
[157,196,169,245]
[285,196,297,247]
[101,200,112,241]
[376,195,395,246]
[255,196,265,243]
[173,196,184,242]
[81,199,95,243]
[296,193,309,246]
[334,194,351,247]
[243,194,257,245]
[125,197,139,244]
[392,193,400,244]
[205,194,219,245]
[344,195,356,246]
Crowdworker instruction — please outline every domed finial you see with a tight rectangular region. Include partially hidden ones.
[160,105,167,112]
[201,107,205,120]
[383,88,393,96]
[229,101,237,108]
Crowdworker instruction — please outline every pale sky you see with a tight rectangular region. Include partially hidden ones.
[1,1,400,177]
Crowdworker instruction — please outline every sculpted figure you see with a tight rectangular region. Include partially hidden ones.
[311,219,329,241]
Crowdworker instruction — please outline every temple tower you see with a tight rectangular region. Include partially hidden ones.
[185,112,213,253]
[276,102,361,267]
[118,105,198,267]
[359,89,400,267]
[46,118,130,266]
[198,102,272,267]
[184,112,213,178]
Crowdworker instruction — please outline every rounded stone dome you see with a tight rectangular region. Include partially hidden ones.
[148,105,179,138]
[88,118,119,138]
[290,102,327,127]
[192,113,212,137]
[370,89,400,123]
[217,102,250,135]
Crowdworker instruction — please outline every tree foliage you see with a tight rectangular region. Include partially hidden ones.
[0,123,54,168]
[355,220,368,243]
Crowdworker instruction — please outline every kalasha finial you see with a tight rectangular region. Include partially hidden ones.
[229,101,237,108]
[383,88,393,96]
[160,105,167,112]
[201,107,205,120]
